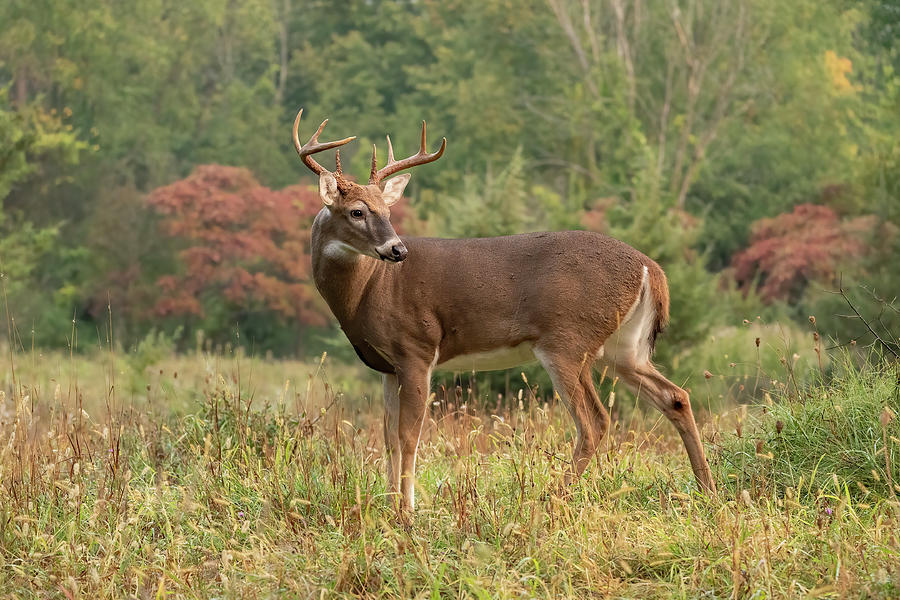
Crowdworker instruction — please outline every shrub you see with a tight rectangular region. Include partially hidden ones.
[721,354,900,499]
[732,204,880,304]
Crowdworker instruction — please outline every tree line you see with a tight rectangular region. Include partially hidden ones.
[1,0,897,368]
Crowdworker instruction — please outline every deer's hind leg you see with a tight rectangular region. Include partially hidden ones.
[535,348,609,479]
[580,366,610,457]
[613,360,716,494]
[599,271,716,493]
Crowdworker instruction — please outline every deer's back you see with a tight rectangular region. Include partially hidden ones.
[396,231,655,361]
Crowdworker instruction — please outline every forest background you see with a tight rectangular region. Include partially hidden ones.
[1,0,898,394]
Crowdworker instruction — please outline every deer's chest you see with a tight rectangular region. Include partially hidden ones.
[349,339,395,374]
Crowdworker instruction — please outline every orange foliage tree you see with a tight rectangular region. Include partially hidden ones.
[732,203,876,303]
[147,165,331,342]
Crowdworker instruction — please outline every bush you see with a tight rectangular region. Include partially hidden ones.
[721,354,900,500]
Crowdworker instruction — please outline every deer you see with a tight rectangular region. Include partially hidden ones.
[292,108,716,512]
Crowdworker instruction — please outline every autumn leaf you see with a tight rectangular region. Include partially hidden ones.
[147,165,329,327]
[732,203,879,303]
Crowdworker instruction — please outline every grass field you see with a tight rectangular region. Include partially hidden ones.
[1,345,898,598]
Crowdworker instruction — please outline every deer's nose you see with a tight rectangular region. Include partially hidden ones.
[391,244,408,262]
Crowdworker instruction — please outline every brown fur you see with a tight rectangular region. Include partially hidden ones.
[309,191,716,509]
[313,228,651,371]
[294,109,715,510]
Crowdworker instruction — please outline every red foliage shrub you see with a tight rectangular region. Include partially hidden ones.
[732,203,877,303]
[147,165,329,326]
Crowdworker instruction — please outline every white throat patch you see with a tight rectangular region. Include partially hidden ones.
[322,240,359,260]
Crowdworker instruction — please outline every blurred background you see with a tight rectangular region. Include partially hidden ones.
[0,0,897,401]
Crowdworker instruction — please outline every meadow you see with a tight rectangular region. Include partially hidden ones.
[3,0,900,597]
[1,335,898,599]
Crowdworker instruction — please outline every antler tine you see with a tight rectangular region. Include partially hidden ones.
[369,144,378,184]
[368,135,397,184]
[386,135,395,163]
[370,120,447,185]
[292,108,355,176]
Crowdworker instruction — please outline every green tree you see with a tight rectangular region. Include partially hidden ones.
[0,90,84,343]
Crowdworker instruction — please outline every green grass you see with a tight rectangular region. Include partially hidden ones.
[1,349,898,598]
[722,355,900,500]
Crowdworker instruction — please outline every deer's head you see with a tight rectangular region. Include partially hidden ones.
[293,109,445,262]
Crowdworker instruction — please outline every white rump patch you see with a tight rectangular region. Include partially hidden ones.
[436,343,536,373]
[601,266,655,367]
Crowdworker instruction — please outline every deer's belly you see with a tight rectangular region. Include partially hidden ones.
[436,343,536,373]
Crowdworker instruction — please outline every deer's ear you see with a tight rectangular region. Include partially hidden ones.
[319,172,339,206]
[381,173,410,206]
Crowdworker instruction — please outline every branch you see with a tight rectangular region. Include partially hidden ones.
[580,0,601,63]
[611,0,637,111]
[671,0,749,208]
[547,0,600,99]
[833,277,900,359]
[656,59,675,184]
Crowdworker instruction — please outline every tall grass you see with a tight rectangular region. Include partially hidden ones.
[1,344,898,597]
[722,354,900,500]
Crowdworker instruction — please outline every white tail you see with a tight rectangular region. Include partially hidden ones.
[292,109,715,512]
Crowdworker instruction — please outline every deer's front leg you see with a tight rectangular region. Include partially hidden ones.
[395,360,432,512]
[383,374,402,509]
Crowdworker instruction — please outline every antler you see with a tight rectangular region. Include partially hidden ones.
[292,108,356,176]
[369,121,447,185]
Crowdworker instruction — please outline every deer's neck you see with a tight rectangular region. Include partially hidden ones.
[310,209,386,326]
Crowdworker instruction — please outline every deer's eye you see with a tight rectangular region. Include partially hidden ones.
[350,209,365,219]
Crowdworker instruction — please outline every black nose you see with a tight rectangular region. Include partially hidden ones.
[391,244,408,261]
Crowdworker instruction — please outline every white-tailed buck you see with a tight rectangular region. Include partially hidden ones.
[293,109,716,511]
